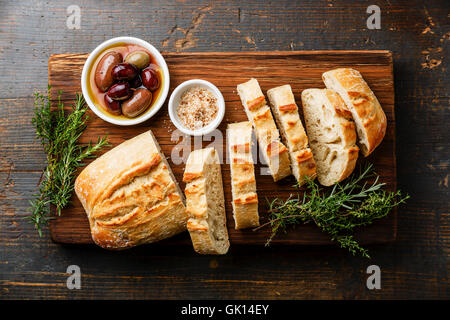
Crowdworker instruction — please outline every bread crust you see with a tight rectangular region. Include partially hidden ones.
[74,131,188,250]
[184,148,230,254]
[301,89,359,186]
[267,84,317,185]
[227,121,260,230]
[236,78,266,112]
[237,78,291,181]
[322,68,386,157]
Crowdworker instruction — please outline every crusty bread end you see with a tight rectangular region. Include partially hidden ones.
[322,68,386,157]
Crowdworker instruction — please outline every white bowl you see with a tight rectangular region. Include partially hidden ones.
[81,36,170,126]
[168,79,225,136]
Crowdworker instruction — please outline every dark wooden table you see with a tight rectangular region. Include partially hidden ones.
[0,0,448,300]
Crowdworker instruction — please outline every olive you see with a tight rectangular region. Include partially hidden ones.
[122,88,153,118]
[95,51,123,92]
[107,82,131,101]
[125,51,150,70]
[104,94,122,116]
[141,67,160,91]
[111,63,138,81]
[129,74,142,88]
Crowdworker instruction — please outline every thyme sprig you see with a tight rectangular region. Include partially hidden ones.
[255,164,409,258]
[27,86,110,236]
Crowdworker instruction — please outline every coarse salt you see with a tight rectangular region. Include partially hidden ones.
[177,87,218,130]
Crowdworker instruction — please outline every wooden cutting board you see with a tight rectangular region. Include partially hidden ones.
[48,51,396,246]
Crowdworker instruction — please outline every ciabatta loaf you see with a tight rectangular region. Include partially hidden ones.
[301,89,359,186]
[227,121,259,229]
[75,130,188,250]
[267,84,316,185]
[183,147,229,255]
[322,68,386,157]
[237,78,291,181]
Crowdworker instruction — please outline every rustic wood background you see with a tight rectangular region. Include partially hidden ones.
[0,0,448,299]
[48,51,397,246]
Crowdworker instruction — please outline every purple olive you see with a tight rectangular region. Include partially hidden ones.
[122,88,152,118]
[112,62,138,81]
[129,74,142,88]
[107,82,131,100]
[94,51,123,92]
[104,94,122,116]
[141,67,160,91]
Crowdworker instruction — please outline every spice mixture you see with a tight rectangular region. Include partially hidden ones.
[177,87,218,130]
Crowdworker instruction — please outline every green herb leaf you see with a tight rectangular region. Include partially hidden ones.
[255,163,409,258]
[27,87,110,236]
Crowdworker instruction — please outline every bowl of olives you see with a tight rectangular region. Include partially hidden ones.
[81,36,170,126]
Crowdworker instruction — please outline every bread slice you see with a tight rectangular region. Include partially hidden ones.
[183,147,229,254]
[301,89,359,186]
[322,68,387,157]
[227,121,259,229]
[267,84,317,185]
[74,130,187,250]
[237,78,291,181]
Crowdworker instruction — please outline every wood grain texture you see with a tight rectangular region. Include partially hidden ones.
[0,0,448,300]
[47,51,397,247]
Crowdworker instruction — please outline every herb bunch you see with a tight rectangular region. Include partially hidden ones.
[28,87,109,236]
[255,164,409,258]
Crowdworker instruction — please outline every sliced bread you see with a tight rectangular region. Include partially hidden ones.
[267,84,317,185]
[301,89,359,186]
[237,78,291,181]
[322,68,387,157]
[227,121,259,229]
[183,147,229,254]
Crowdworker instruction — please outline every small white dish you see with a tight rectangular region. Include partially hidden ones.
[81,36,170,126]
[168,79,225,136]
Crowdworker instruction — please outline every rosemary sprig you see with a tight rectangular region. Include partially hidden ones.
[255,164,409,258]
[27,86,110,236]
